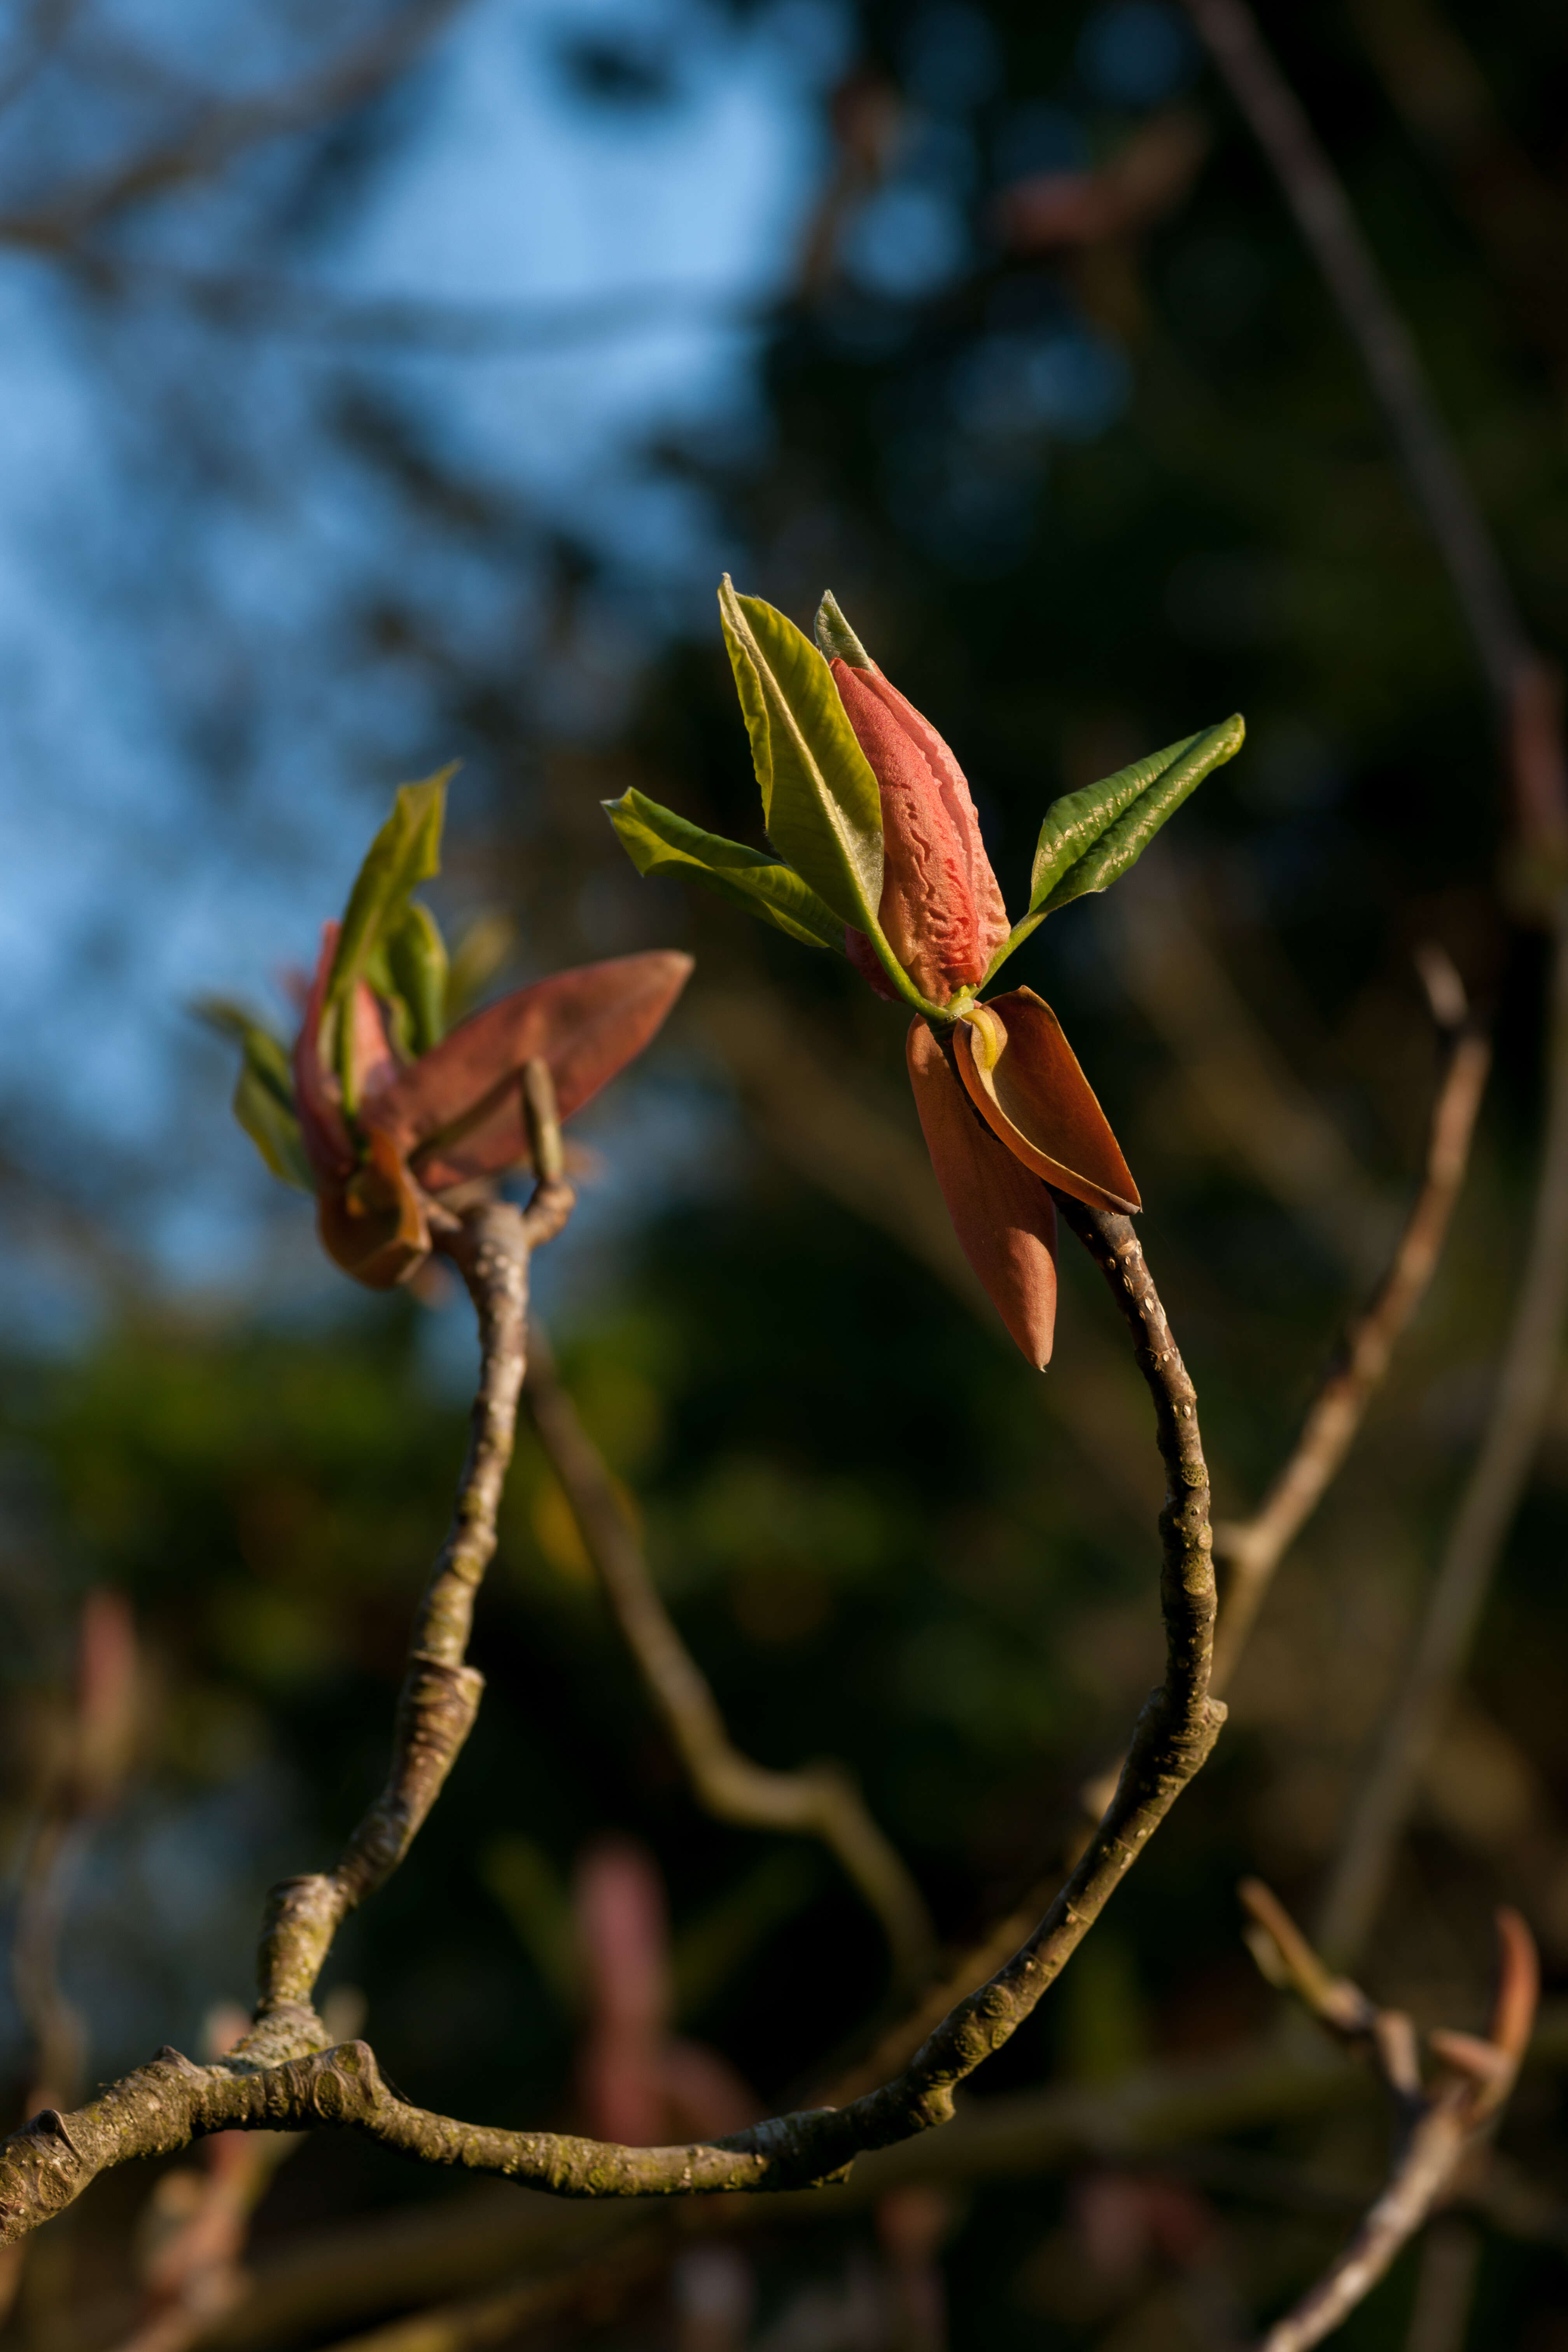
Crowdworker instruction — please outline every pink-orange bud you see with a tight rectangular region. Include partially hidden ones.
[833,662,1010,1005]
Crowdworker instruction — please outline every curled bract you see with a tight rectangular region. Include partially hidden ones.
[906,1021,1059,1368]
[954,990,1140,1218]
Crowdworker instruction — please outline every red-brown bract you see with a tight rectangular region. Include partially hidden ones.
[830,648,1138,1368]
[293,929,692,1288]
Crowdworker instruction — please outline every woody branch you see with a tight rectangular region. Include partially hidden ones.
[0,1198,1221,2236]
[1240,1881,1538,2352]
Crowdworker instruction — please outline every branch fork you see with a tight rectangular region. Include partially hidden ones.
[1240,1880,1538,2352]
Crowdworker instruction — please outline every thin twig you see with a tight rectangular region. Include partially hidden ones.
[1241,1883,1537,2352]
[105,2133,304,2352]
[1318,914,1568,1960]
[1210,953,1491,1692]
[313,2226,668,2352]
[1179,0,1530,712]
[0,0,471,254]
[173,1990,1568,2352]
[246,1172,574,2049]
[820,1885,1048,2114]
[10,1815,88,2126]
[0,0,87,120]
[1403,2216,1480,2352]
[0,1209,1222,2231]
[1182,0,1568,877]
[523,1333,935,1992]
[1180,0,1568,1981]
[1348,0,1568,392]
[1112,866,1394,1281]
[86,265,778,353]
[10,1587,138,2114]
[0,1587,139,2328]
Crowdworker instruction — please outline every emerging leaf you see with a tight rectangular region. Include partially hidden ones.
[813,590,873,670]
[1026,716,1244,921]
[955,989,1140,1216]
[195,1000,313,1190]
[325,766,455,1107]
[232,1061,313,1191]
[292,923,390,1185]
[386,900,449,1058]
[717,578,884,934]
[906,1019,1058,1368]
[604,787,845,954]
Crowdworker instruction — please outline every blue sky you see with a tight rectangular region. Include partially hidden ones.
[0,0,847,1326]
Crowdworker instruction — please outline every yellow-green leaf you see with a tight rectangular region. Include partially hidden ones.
[982,717,1245,986]
[233,1061,313,1190]
[1029,716,1245,914]
[718,578,884,933]
[385,900,448,1057]
[813,589,873,670]
[194,999,312,1190]
[326,765,455,1107]
[605,787,845,953]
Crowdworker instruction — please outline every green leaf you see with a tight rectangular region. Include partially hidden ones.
[813,589,873,670]
[385,901,448,1057]
[981,716,1246,985]
[604,787,845,953]
[1028,717,1245,916]
[232,1061,313,1190]
[717,578,884,934]
[325,765,455,1108]
[445,912,516,1027]
[194,999,313,1191]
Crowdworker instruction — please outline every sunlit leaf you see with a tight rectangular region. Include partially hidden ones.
[604,786,845,953]
[232,1062,313,1191]
[325,766,455,1107]
[385,901,448,1057]
[1031,717,1244,916]
[812,589,873,670]
[194,999,313,1190]
[717,578,884,933]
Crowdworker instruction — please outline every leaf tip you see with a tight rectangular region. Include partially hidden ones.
[814,590,872,669]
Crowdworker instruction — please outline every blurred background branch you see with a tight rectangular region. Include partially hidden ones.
[1242,1880,1538,2349]
[524,1328,936,1993]
[1211,947,1490,1692]
[1318,926,1568,1960]
[0,1,474,254]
